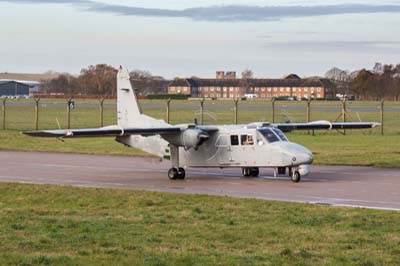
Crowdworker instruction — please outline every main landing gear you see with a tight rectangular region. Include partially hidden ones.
[168,167,186,180]
[242,167,259,178]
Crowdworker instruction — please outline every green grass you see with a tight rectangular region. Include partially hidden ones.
[1,183,400,266]
[1,99,399,167]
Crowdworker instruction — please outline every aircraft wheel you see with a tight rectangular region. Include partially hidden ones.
[177,168,186,180]
[168,168,178,180]
[291,171,301,183]
[250,168,259,177]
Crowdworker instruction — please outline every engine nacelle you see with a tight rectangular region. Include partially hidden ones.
[181,129,209,150]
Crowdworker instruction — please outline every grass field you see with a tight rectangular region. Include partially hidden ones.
[1,183,400,266]
[1,99,399,168]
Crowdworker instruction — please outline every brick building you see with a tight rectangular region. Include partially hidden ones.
[168,71,335,100]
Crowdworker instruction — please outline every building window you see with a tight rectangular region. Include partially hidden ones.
[217,87,221,92]
[280,87,284,92]
[317,94,321,98]
[286,87,290,92]
[304,87,308,92]
[317,87,321,92]
[293,88,297,92]
[273,88,277,92]
[229,87,234,92]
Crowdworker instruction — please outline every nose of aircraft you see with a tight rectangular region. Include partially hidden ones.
[276,142,314,165]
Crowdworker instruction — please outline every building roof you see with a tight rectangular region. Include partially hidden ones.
[170,77,334,88]
[0,72,59,82]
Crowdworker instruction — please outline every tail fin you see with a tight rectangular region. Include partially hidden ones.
[116,66,170,158]
[117,67,168,128]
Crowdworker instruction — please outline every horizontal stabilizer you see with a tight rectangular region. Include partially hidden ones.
[274,122,381,132]
[24,126,181,138]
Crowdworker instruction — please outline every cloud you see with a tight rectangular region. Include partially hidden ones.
[1,1,400,21]
[264,41,400,54]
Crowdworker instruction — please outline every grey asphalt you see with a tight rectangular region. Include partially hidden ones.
[6,102,398,112]
[1,151,399,211]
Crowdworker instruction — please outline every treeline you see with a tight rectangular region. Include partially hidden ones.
[41,64,168,96]
[325,63,400,101]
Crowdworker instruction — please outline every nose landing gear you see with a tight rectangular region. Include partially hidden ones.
[290,169,301,183]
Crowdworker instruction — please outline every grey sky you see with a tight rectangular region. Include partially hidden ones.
[1,0,400,78]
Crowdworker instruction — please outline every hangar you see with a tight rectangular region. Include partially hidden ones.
[0,81,31,96]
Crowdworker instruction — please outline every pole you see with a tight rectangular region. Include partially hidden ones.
[306,98,314,136]
[200,98,205,125]
[2,98,6,130]
[380,100,384,135]
[67,98,72,129]
[99,98,105,127]
[234,98,239,124]
[342,98,346,135]
[35,98,40,130]
[166,98,171,124]
[271,98,276,123]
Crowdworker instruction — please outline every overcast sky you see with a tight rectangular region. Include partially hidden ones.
[1,0,400,78]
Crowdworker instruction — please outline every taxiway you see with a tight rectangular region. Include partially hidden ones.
[1,151,399,211]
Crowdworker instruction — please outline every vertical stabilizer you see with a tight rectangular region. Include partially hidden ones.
[117,67,142,127]
[117,67,168,128]
[116,66,171,158]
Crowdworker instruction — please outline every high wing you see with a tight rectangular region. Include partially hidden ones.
[23,126,182,138]
[273,121,381,132]
[23,125,219,138]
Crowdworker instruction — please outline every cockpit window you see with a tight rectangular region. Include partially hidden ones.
[272,128,288,141]
[241,134,254,145]
[258,128,279,143]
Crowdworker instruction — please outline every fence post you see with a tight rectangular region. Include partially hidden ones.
[342,98,347,135]
[35,98,40,130]
[166,98,171,124]
[306,98,314,136]
[380,100,384,135]
[234,98,239,124]
[271,98,276,123]
[99,98,105,127]
[66,97,72,129]
[200,98,205,125]
[2,98,6,130]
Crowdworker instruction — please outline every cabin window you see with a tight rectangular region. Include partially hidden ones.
[230,135,239,146]
[241,134,254,145]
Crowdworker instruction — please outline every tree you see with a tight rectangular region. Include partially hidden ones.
[129,70,168,95]
[79,64,118,96]
[351,69,373,100]
[241,69,254,80]
[325,67,351,96]
[40,74,79,95]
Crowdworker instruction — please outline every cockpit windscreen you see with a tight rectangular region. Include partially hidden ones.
[257,128,289,143]
[272,128,288,141]
[258,128,279,143]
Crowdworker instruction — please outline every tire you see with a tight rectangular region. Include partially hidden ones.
[291,171,301,183]
[168,168,178,180]
[250,168,259,177]
[177,168,186,180]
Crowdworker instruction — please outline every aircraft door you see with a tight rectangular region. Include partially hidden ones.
[214,134,231,166]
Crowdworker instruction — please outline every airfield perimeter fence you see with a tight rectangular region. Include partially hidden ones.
[1,97,399,135]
